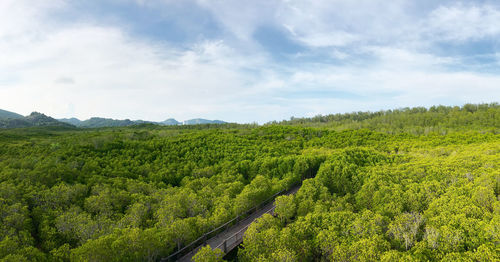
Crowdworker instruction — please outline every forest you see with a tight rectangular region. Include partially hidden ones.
[274,103,500,134]
[0,104,498,261]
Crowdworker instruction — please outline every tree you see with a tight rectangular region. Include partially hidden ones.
[316,158,360,195]
[239,214,280,262]
[387,212,424,250]
[193,245,225,262]
[294,179,329,216]
[270,248,297,262]
[274,195,295,223]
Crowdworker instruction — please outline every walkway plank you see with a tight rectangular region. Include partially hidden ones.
[176,186,301,262]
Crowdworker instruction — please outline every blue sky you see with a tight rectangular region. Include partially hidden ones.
[1,0,499,123]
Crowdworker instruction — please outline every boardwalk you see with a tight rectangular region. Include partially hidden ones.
[176,186,301,262]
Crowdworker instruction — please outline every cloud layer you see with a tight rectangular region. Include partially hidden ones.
[1,0,499,123]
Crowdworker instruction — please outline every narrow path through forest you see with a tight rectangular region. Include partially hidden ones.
[175,185,301,262]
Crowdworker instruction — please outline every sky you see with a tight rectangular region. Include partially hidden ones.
[1,0,499,123]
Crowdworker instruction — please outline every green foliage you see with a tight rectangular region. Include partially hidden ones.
[276,103,500,134]
[387,212,424,250]
[192,245,225,262]
[275,195,296,223]
[0,105,497,261]
[238,128,499,261]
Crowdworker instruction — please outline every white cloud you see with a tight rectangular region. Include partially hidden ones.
[1,0,499,124]
[277,0,409,47]
[194,0,500,50]
[0,27,268,121]
[268,66,500,120]
[424,3,500,42]
[196,0,279,41]
[0,0,65,39]
[193,0,414,48]
[0,1,270,122]
[365,47,457,71]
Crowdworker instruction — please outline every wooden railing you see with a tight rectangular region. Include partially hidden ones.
[160,180,301,262]
[214,204,276,253]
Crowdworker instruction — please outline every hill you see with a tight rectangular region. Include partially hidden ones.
[58,117,82,126]
[60,117,156,128]
[0,109,23,119]
[161,118,181,125]
[0,112,74,128]
[183,118,226,125]
[58,117,225,128]
[72,117,136,128]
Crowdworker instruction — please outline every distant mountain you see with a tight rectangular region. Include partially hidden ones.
[84,117,136,128]
[161,118,181,125]
[59,117,82,126]
[58,117,226,127]
[0,112,74,129]
[0,109,23,119]
[183,118,227,125]
[24,112,74,127]
[1,109,229,129]
[59,117,137,128]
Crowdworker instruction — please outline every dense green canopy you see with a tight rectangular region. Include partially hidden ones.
[0,104,498,261]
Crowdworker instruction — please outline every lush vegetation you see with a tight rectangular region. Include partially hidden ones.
[237,138,499,261]
[0,104,498,261]
[274,103,500,134]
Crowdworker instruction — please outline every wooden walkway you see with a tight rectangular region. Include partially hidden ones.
[175,186,301,262]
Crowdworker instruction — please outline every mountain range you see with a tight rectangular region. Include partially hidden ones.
[182,118,226,125]
[0,109,227,128]
[0,111,74,129]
